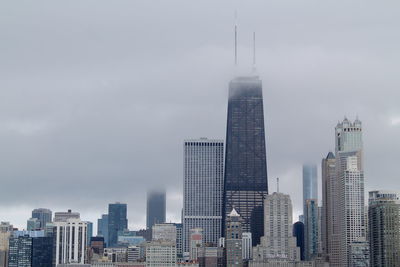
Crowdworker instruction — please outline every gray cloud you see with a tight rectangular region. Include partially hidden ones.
[1,0,400,230]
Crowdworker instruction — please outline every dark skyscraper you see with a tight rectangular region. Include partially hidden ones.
[293,221,305,261]
[8,236,53,267]
[223,76,268,246]
[146,190,166,229]
[108,203,128,247]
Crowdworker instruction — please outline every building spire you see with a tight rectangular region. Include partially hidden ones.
[252,31,256,73]
[277,177,280,193]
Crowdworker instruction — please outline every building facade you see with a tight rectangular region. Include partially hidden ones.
[253,192,300,262]
[152,224,177,243]
[53,218,88,265]
[32,208,52,229]
[54,210,80,222]
[303,164,318,213]
[8,235,53,267]
[368,190,400,267]
[98,214,109,246]
[183,138,224,253]
[304,199,318,260]
[108,203,128,247]
[224,76,268,246]
[226,208,243,267]
[146,190,166,230]
[293,221,305,261]
[145,241,176,267]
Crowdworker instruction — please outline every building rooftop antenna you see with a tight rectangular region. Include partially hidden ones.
[277,177,280,193]
[252,32,256,73]
[234,10,238,66]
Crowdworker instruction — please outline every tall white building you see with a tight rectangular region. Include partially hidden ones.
[242,232,252,261]
[330,118,366,267]
[253,192,300,262]
[183,138,224,253]
[53,218,88,265]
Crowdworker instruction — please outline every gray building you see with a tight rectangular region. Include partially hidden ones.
[368,190,400,267]
[108,203,128,247]
[26,218,40,231]
[31,208,52,230]
[146,190,166,230]
[54,209,80,222]
[226,208,243,267]
[183,138,224,253]
[224,76,268,246]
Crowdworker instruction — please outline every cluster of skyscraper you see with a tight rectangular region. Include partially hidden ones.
[1,65,400,267]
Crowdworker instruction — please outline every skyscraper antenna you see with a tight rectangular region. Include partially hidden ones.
[252,32,256,72]
[234,10,238,67]
[277,177,280,193]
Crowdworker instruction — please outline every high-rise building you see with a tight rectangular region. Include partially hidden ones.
[8,234,53,267]
[225,208,243,267]
[253,192,300,262]
[146,190,166,230]
[145,240,176,267]
[183,138,224,252]
[198,245,225,267]
[304,199,319,260]
[108,203,128,247]
[189,228,203,261]
[242,232,252,261]
[173,223,183,260]
[330,118,366,267]
[31,208,52,229]
[224,76,268,246]
[368,190,400,267]
[152,223,177,243]
[293,221,305,261]
[0,222,13,267]
[86,221,93,247]
[97,214,109,246]
[54,209,80,222]
[26,218,40,231]
[303,164,318,212]
[321,152,336,262]
[53,218,88,265]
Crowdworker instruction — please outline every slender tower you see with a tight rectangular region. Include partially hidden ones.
[223,28,268,246]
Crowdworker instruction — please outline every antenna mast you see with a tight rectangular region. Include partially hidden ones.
[277,177,280,193]
[252,31,256,72]
[234,11,238,66]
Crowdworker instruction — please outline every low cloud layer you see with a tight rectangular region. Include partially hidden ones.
[1,0,400,230]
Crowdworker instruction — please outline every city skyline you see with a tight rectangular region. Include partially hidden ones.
[1,1,400,233]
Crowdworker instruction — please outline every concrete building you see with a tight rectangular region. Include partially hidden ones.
[152,224,177,243]
[54,209,80,222]
[146,190,166,230]
[53,218,88,265]
[183,139,224,253]
[253,192,299,262]
[225,208,243,267]
[242,232,252,261]
[324,118,366,267]
[198,246,224,267]
[321,152,336,262]
[189,228,203,261]
[0,222,13,267]
[145,240,176,267]
[32,208,52,229]
[224,76,268,246]
[368,190,400,267]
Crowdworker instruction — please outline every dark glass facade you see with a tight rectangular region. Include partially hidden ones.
[108,203,128,247]
[146,190,166,229]
[293,221,305,261]
[8,236,53,267]
[223,76,268,246]
[32,208,52,229]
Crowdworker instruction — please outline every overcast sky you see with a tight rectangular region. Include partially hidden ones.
[1,1,400,232]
